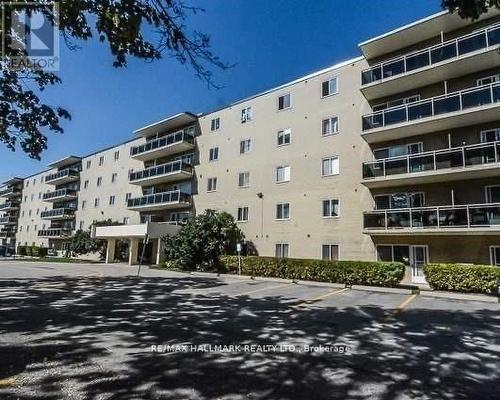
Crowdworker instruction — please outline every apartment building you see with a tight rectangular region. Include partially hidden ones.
[6,8,500,281]
[0,178,23,250]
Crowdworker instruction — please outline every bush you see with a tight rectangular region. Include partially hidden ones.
[32,247,48,257]
[220,256,405,287]
[424,263,500,294]
[17,246,27,256]
[25,246,33,256]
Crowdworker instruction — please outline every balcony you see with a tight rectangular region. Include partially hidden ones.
[127,190,191,211]
[0,230,16,239]
[0,186,21,198]
[363,140,500,188]
[130,128,196,162]
[0,216,18,225]
[0,202,19,211]
[42,188,78,203]
[364,202,500,235]
[129,161,193,186]
[44,168,80,185]
[361,23,500,100]
[38,228,72,238]
[362,82,500,143]
[40,208,75,220]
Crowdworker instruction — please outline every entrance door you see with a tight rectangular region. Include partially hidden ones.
[410,246,428,284]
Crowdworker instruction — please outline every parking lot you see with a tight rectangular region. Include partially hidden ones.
[0,261,499,399]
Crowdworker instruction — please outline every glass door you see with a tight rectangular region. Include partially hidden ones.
[410,246,428,284]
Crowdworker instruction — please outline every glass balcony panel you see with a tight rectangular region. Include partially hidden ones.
[435,149,464,169]
[382,59,405,79]
[487,26,500,46]
[439,208,468,227]
[362,114,384,131]
[409,154,434,172]
[462,86,492,109]
[457,32,487,55]
[430,42,457,64]
[384,107,407,126]
[405,51,430,72]
[384,158,408,176]
[364,213,386,229]
[407,101,433,121]
[387,210,411,228]
[411,210,439,228]
[363,161,385,178]
[470,206,500,226]
[433,94,461,115]
[493,84,500,102]
[465,145,496,166]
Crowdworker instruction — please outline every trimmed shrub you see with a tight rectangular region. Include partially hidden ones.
[220,256,405,287]
[25,246,33,256]
[31,247,48,257]
[17,246,27,256]
[424,263,500,294]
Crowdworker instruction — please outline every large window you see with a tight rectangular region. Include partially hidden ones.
[374,192,424,210]
[209,147,219,162]
[322,116,339,136]
[275,243,289,258]
[277,129,291,146]
[278,93,291,110]
[240,138,252,154]
[241,107,252,123]
[373,142,423,160]
[322,157,339,176]
[211,117,220,131]
[480,128,500,143]
[276,203,290,220]
[276,165,291,183]
[477,74,500,86]
[322,199,339,218]
[207,177,218,192]
[237,207,249,222]
[485,185,500,203]
[322,77,338,97]
[238,172,250,188]
[322,244,339,261]
[489,246,500,266]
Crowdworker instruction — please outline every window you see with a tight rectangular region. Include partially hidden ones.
[211,117,220,131]
[99,156,104,166]
[276,165,291,183]
[30,194,34,201]
[26,226,29,232]
[240,138,252,154]
[97,177,102,187]
[19,226,22,232]
[84,180,89,189]
[275,243,289,258]
[123,217,130,225]
[86,160,91,169]
[278,93,291,110]
[374,192,424,210]
[322,244,339,261]
[322,157,339,176]
[477,74,500,86]
[25,181,29,188]
[485,185,500,203]
[373,95,420,112]
[322,77,338,97]
[36,209,39,215]
[125,193,132,203]
[241,107,252,123]
[373,143,423,159]
[237,207,249,222]
[33,178,36,185]
[238,172,250,188]
[209,147,219,162]
[489,246,500,266]
[24,195,27,203]
[94,198,100,208]
[111,173,118,183]
[79,221,84,230]
[322,116,339,136]
[28,210,32,217]
[276,202,290,220]
[323,199,340,218]
[114,151,120,161]
[109,195,115,205]
[480,128,500,143]
[277,129,291,146]
[38,192,41,199]
[207,177,218,192]
[81,200,86,209]
[21,211,24,217]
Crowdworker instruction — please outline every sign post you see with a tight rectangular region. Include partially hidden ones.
[236,242,242,275]
[136,234,149,278]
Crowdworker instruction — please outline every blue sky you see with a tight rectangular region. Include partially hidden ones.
[0,0,440,182]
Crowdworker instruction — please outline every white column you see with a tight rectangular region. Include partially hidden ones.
[129,238,139,266]
[156,239,163,265]
[105,239,116,264]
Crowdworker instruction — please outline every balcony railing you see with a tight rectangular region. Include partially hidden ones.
[38,228,72,237]
[45,168,79,183]
[0,231,15,238]
[129,161,193,182]
[0,201,19,210]
[0,187,20,197]
[362,23,500,85]
[127,190,191,208]
[0,216,17,225]
[364,202,500,230]
[42,188,77,201]
[130,128,195,157]
[362,82,500,131]
[40,208,75,219]
[363,140,500,179]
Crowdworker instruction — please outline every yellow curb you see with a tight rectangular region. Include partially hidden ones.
[235,282,294,297]
[385,294,418,321]
[295,287,350,308]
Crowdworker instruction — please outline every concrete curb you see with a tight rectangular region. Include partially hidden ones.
[351,285,414,295]
[419,290,499,304]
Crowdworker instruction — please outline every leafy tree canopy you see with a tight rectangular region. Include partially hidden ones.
[162,210,244,271]
[0,0,228,159]
[442,0,500,19]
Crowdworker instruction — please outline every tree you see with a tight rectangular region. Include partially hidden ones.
[1,1,229,159]
[162,210,244,271]
[69,219,122,258]
[442,0,500,19]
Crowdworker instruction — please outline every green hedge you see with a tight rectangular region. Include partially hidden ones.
[220,256,405,287]
[424,263,500,294]
[17,246,27,256]
[16,246,48,258]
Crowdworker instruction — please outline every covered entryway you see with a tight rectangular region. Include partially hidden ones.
[93,222,180,266]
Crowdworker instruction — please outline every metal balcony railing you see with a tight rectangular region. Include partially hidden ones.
[40,208,75,219]
[42,188,77,201]
[364,202,500,230]
[38,228,72,237]
[45,168,79,183]
[362,82,500,131]
[0,187,20,197]
[127,190,191,208]
[130,127,195,157]
[362,23,500,85]
[0,216,17,225]
[0,201,19,210]
[129,160,193,182]
[363,140,500,179]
